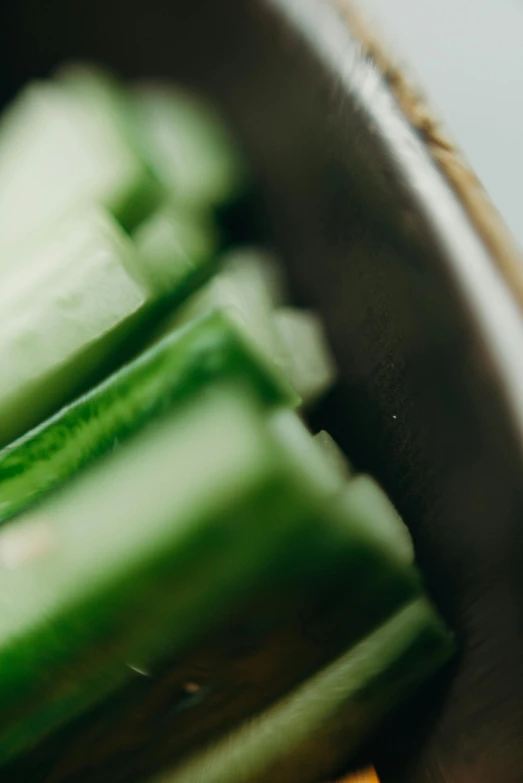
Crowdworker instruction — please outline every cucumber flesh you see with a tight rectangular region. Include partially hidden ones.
[268,409,346,498]
[177,251,335,404]
[337,476,415,568]
[0,67,450,780]
[132,203,219,297]
[54,63,164,231]
[157,598,453,783]
[0,76,160,255]
[0,310,298,525]
[133,83,247,209]
[2,450,429,783]
[0,207,151,448]
[273,307,336,405]
[176,249,285,360]
[0,405,430,780]
[0,385,419,763]
[314,430,352,481]
[216,248,287,307]
[271,417,417,578]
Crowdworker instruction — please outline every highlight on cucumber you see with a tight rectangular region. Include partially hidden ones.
[0,62,454,783]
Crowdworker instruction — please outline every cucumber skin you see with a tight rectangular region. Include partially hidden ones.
[0,386,422,765]
[161,597,454,783]
[0,388,317,763]
[0,311,298,525]
[0,471,426,783]
[112,167,163,234]
[0,207,154,450]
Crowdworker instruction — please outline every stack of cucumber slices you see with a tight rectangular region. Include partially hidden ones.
[0,65,453,782]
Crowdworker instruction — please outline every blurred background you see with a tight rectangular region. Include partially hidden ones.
[365,0,523,249]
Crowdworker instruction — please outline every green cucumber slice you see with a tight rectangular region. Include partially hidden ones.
[273,307,336,405]
[314,430,353,481]
[338,476,415,568]
[54,63,164,231]
[133,82,247,209]
[0,74,160,255]
[0,207,153,448]
[176,250,335,404]
[0,310,298,525]
[158,598,453,783]
[132,203,219,298]
[177,251,282,360]
[4,446,427,782]
[268,408,346,497]
[0,386,421,763]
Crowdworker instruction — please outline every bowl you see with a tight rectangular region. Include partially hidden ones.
[2,2,523,781]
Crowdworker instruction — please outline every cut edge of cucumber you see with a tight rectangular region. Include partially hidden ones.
[157,596,454,783]
[0,309,299,525]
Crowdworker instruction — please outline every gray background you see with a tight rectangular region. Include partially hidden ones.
[365,0,523,249]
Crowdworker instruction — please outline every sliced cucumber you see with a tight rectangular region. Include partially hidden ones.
[176,250,335,404]
[177,249,284,358]
[0,386,424,763]
[0,405,431,780]
[213,247,286,307]
[0,310,298,525]
[54,63,165,231]
[0,67,451,782]
[273,307,336,405]
[132,203,219,298]
[0,207,152,448]
[157,598,453,783]
[0,73,160,255]
[133,82,247,210]
[338,476,415,568]
[268,409,346,498]
[314,430,352,481]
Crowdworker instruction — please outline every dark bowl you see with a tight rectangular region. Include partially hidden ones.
[2,2,523,782]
